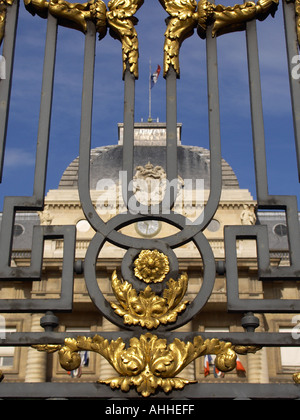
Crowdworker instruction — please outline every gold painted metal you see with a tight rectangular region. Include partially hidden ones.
[0,0,13,47]
[24,0,107,38]
[159,0,198,77]
[197,0,279,38]
[32,344,62,353]
[159,0,278,77]
[110,270,189,329]
[134,249,170,284]
[33,333,261,397]
[107,0,144,79]
[293,372,300,384]
[24,0,144,77]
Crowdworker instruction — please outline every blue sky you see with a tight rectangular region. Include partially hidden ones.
[0,0,299,209]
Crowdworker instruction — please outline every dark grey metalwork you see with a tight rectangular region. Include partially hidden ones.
[0,0,19,182]
[0,0,299,400]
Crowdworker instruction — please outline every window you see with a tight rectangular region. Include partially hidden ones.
[274,224,288,237]
[0,328,16,368]
[65,328,90,377]
[279,328,300,368]
[13,224,24,237]
[76,220,90,233]
[206,220,220,232]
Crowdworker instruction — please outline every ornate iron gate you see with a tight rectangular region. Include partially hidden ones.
[0,0,299,400]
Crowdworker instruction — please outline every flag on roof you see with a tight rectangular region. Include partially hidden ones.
[151,65,161,89]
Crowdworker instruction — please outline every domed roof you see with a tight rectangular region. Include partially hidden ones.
[58,144,240,190]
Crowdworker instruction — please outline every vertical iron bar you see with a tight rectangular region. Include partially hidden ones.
[165,66,178,210]
[121,67,135,211]
[246,19,300,277]
[246,20,269,200]
[282,0,300,181]
[201,26,222,228]
[0,0,19,182]
[78,21,108,235]
[0,13,58,276]
[33,13,57,202]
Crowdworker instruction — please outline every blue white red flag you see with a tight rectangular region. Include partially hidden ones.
[151,65,161,89]
[204,354,212,377]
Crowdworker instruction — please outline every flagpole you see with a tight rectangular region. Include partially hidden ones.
[148,59,152,122]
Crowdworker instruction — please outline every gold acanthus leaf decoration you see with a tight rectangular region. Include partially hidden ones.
[24,0,107,39]
[24,0,144,77]
[33,333,260,397]
[107,0,144,79]
[0,0,13,47]
[110,270,189,329]
[134,249,170,284]
[159,0,279,77]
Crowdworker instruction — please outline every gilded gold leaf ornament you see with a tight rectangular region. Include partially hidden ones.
[197,0,279,38]
[160,0,279,76]
[107,0,144,79]
[159,0,198,77]
[34,333,260,397]
[134,249,170,284]
[110,270,189,328]
[0,0,13,47]
[24,0,107,38]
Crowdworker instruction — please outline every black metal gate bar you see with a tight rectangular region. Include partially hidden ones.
[0,13,58,281]
[2,331,299,347]
[122,67,136,211]
[0,13,77,312]
[246,18,300,280]
[165,67,178,210]
[78,21,107,236]
[1,382,300,399]
[282,0,300,181]
[203,25,222,230]
[0,0,19,182]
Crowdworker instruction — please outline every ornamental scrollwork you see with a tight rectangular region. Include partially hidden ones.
[134,249,170,284]
[107,0,144,79]
[33,333,261,397]
[24,0,143,78]
[24,0,107,38]
[159,0,279,77]
[110,269,190,329]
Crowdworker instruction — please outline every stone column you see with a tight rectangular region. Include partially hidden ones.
[99,317,120,380]
[247,347,269,383]
[175,322,195,381]
[25,314,47,383]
